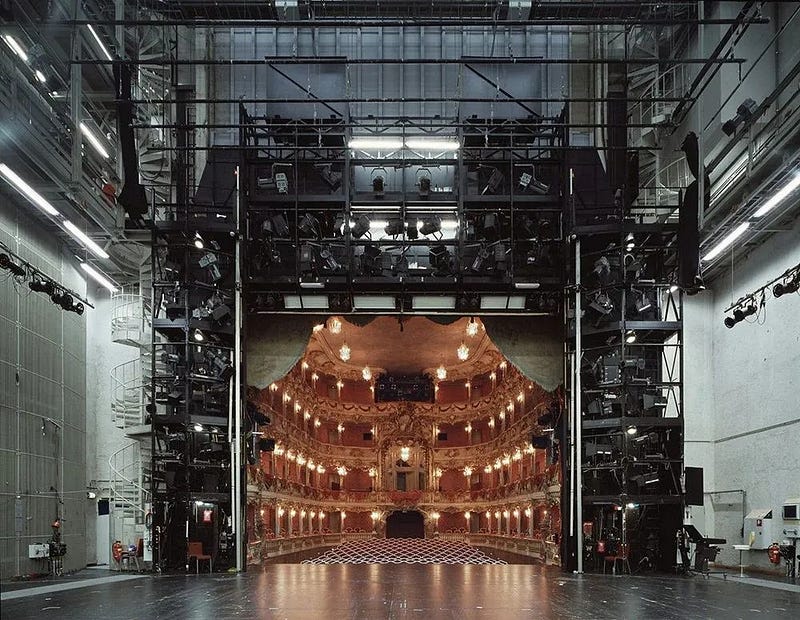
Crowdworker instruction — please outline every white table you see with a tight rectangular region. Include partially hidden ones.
[733,544,750,577]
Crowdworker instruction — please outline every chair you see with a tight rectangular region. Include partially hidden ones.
[119,539,142,572]
[187,541,212,574]
[603,543,631,575]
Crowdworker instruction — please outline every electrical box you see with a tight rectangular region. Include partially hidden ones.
[782,498,800,521]
[744,508,774,549]
[28,543,49,559]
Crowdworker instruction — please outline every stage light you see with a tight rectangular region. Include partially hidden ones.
[80,263,118,292]
[28,278,54,294]
[2,35,28,62]
[669,284,679,293]
[481,167,504,195]
[351,215,371,239]
[79,122,110,159]
[0,253,26,277]
[722,98,757,136]
[774,273,800,297]
[625,331,636,344]
[372,175,385,197]
[724,301,758,328]
[317,164,342,191]
[298,213,321,238]
[635,292,652,313]
[193,328,205,342]
[754,173,800,218]
[0,163,60,216]
[86,25,113,61]
[193,232,204,249]
[626,426,638,436]
[35,70,46,84]
[702,222,749,262]
[194,423,204,432]
[418,176,431,198]
[384,219,405,237]
[419,215,442,238]
[63,220,109,259]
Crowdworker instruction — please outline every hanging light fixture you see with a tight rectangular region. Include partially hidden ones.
[436,364,447,380]
[484,465,492,474]
[368,467,377,478]
[337,422,345,433]
[457,341,469,361]
[329,317,342,334]
[400,446,411,461]
[463,466,473,477]
[336,466,348,477]
[465,422,473,433]
[362,366,372,381]
[339,342,351,361]
[466,317,479,337]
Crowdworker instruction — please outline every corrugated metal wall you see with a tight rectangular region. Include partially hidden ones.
[0,205,87,579]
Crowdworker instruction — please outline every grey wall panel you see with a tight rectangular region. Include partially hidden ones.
[0,362,16,408]
[0,205,87,578]
[0,406,16,451]
[18,372,62,420]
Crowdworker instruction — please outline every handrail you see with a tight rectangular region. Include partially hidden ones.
[109,442,150,516]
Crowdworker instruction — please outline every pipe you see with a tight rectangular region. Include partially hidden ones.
[234,165,244,572]
[59,17,770,28]
[71,56,747,66]
[574,235,584,574]
[128,96,690,104]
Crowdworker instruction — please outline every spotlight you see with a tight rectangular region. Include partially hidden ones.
[28,278,54,295]
[351,215,371,239]
[635,292,652,313]
[319,246,340,272]
[0,253,26,277]
[418,176,431,198]
[275,172,288,194]
[724,302,758,328]
[625,331,636,344]
[384,219,405,237]
[481,167,504,195]
[419,215,442,238]
[626,425,638,436]
[193,232,204,249]
[193,328,205,342]
[317,164,342,191]
[372,175,385,198]
[70,302,85,315]
[481,213,500,241]
[722,98,757,136]
[50,290,73,310]
[298,213,321,238]
[774,274,800,298]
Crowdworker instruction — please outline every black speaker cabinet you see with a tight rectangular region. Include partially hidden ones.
[685,466,704,506]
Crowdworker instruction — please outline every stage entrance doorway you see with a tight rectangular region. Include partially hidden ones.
[386,511,424,538]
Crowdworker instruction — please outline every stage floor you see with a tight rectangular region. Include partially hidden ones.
[2,563,799,619]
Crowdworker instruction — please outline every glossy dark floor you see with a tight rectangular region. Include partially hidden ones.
[2,564,800,619]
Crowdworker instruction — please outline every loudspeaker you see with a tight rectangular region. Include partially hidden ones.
[113,62,148,224]
[678,133,706,293]
[685,466,704,506]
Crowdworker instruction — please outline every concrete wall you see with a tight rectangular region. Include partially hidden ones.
[0,205,87,578]
[684,217,800,570]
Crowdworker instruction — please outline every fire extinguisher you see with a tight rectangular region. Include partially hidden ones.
[112,540,124,563]
[768,543,781,564]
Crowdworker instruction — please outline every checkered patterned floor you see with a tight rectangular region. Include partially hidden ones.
[302,538,507,565]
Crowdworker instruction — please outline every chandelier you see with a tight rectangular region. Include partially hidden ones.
[466,317,479,337]
[368,467,377,478]
[463,466,473,477]
[400,446,411,461]
[339,342,351,361]
[436,364,447,380]
[362,365,372,380]
[329,317,342,334]
[457,341,469,361]
[336,466,348,477]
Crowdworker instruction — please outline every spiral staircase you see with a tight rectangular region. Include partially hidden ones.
[108,260,162,562]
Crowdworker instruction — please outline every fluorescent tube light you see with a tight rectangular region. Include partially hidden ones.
[34,70,46,83]
[405,138,460,151]
[753,173,800,218]
[283,295,329,309]
[701,222,750,262]
[86,25,113,62]
[352,295,396,310]
[299,281,325,289]
[63,220,110,259]
[0,163,60,216]
[348,137,404,150]
[514,282,541,290]
[80,263,118,292]
[479,296,526,310]
[79,122,110,159]
[3,35,28,62]
[412,295,456,310]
